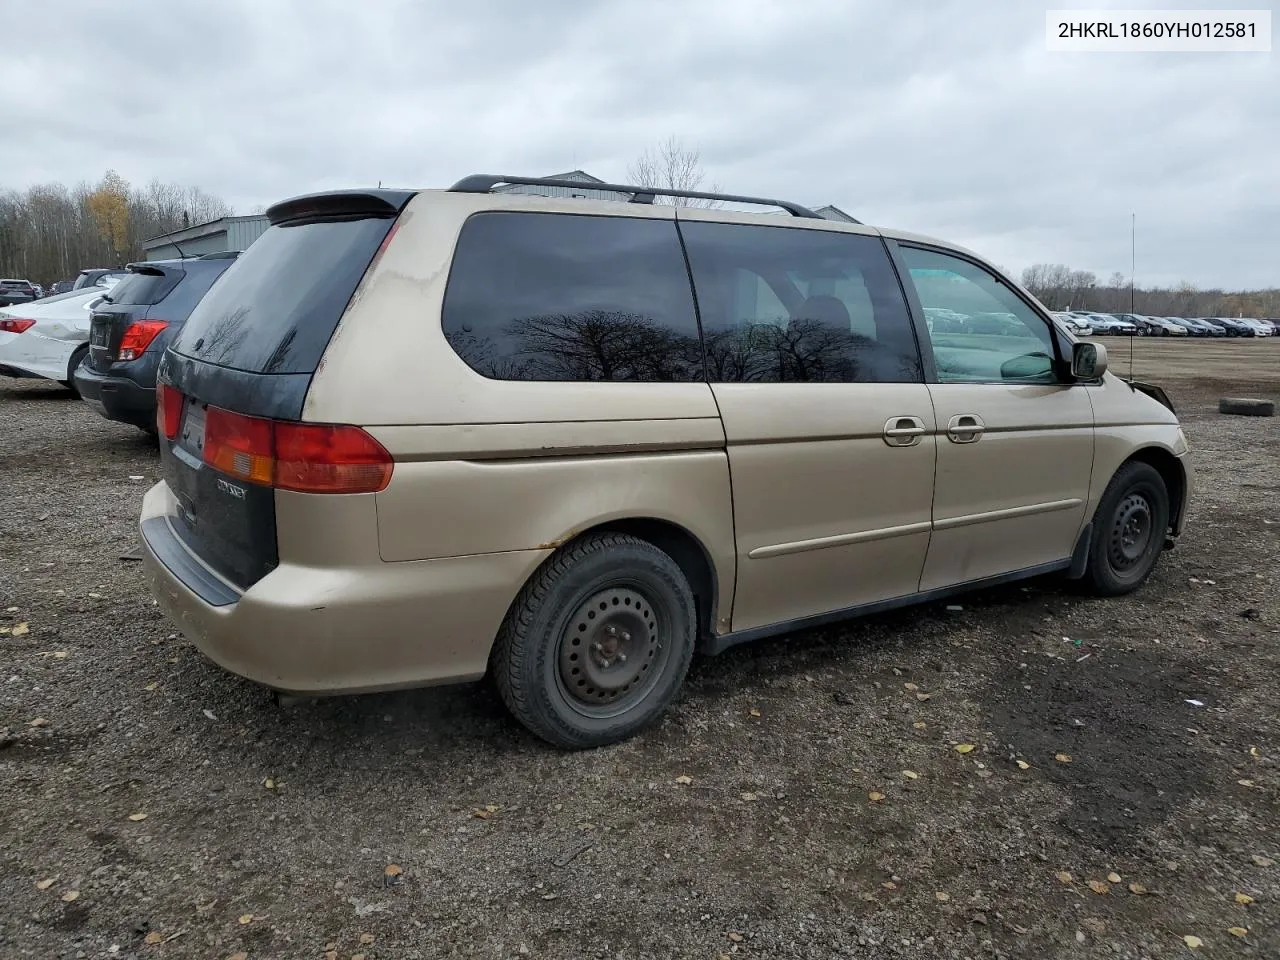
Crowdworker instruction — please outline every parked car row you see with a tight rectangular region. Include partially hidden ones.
[0,256,236,416]
[1052,310,1277,338]
[0,278,123,391]
[0,268,131,307]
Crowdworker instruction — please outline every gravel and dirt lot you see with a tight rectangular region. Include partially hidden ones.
[2,339,1277,960]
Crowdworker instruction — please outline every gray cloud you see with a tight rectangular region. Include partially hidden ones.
[1,0,1275,287]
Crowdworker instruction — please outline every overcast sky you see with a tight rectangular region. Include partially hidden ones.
[2,0,1276,288]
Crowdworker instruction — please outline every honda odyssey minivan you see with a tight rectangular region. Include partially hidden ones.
[139,175,1192,748]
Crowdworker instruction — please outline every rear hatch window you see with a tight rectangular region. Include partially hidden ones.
[170,217,396,374]
[104,267,182,306]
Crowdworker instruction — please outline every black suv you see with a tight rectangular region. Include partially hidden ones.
[75,254,239,434]
[0,279,38,307]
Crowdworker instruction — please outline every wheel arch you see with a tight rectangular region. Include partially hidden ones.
[560,517,722,647]
[65,341,90,383]
[1123,446,1188,536]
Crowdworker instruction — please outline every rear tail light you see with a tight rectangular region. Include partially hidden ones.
[117,319,168,360]
[156,383,183,440]
[199,405,392,494]
[204,407,275,485]
[0,318,35,334]
[274,422,395,493]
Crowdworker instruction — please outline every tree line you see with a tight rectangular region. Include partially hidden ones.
[1020,263,1279,318]
[0,170,233,286]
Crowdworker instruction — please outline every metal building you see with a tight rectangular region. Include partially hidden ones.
[492,170,634,202]
[142,215,270,261]
[811,204,859,223]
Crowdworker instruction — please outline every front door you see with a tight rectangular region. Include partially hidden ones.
[896,243,1094,590]
[677,212,936,632]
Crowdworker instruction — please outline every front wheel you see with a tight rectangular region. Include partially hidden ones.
[490,532,696,749]
[1082,461,1170,596]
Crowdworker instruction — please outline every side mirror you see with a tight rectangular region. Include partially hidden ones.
[1072,341,1107,380]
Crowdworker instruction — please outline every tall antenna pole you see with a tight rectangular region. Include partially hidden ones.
[1129,212,1136,384]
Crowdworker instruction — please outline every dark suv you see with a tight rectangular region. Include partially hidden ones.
[0,279,38,307]
[75,254,238,433]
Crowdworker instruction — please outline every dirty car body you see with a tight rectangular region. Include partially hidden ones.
[137,177,1193,748]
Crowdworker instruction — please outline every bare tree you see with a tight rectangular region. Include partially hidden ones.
[626,135,722,207]
[0,173,234,283]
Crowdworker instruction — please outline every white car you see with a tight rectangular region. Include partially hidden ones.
[1141,316,1188,335]
[1238,318,1274,337]
[0,281,119,391]
[1053,312,1093,335]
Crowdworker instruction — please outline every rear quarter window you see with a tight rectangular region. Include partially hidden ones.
[441,212,702,382]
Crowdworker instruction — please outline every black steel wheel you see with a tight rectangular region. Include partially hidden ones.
[491,532,696,749]
[1083,461,1170,596]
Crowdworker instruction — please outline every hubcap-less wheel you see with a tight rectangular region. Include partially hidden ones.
[1109,493,1152,572]
[491,531,696,748]
[558,586,664,717]
[1082,461,1170,597]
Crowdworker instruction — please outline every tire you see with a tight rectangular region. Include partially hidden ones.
[1219,397,1275,417]
[490,532,696,749]
[63,345,89,397]
[1082,461,1169,597]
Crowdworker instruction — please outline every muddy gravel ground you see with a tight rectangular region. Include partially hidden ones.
[1,340,1277,960]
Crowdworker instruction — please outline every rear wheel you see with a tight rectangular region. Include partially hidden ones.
[1082,461,1169,596]
[62,344,89,397]
[491,532,696,749]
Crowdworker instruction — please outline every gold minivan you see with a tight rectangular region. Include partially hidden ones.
[140,175,1191,748]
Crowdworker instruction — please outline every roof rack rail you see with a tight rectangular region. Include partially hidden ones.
[448,174,827,220]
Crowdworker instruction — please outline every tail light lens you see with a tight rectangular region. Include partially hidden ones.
[204,407,275,485]
[0,318,35,334]
[156,383,183,440]
[275,423,394,493]
[199,405,392,494]
[117,319,168,360]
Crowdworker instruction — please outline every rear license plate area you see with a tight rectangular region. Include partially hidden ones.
[178,398,207,458]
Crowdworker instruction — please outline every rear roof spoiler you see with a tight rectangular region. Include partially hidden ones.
[124,260,184,276]
[266,189,417,226]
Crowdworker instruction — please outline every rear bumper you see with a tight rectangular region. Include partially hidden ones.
[74,364,156,429]
[139,481,550,695]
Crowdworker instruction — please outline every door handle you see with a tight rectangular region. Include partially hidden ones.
[883,416,926,447]
[946,414,986,443]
